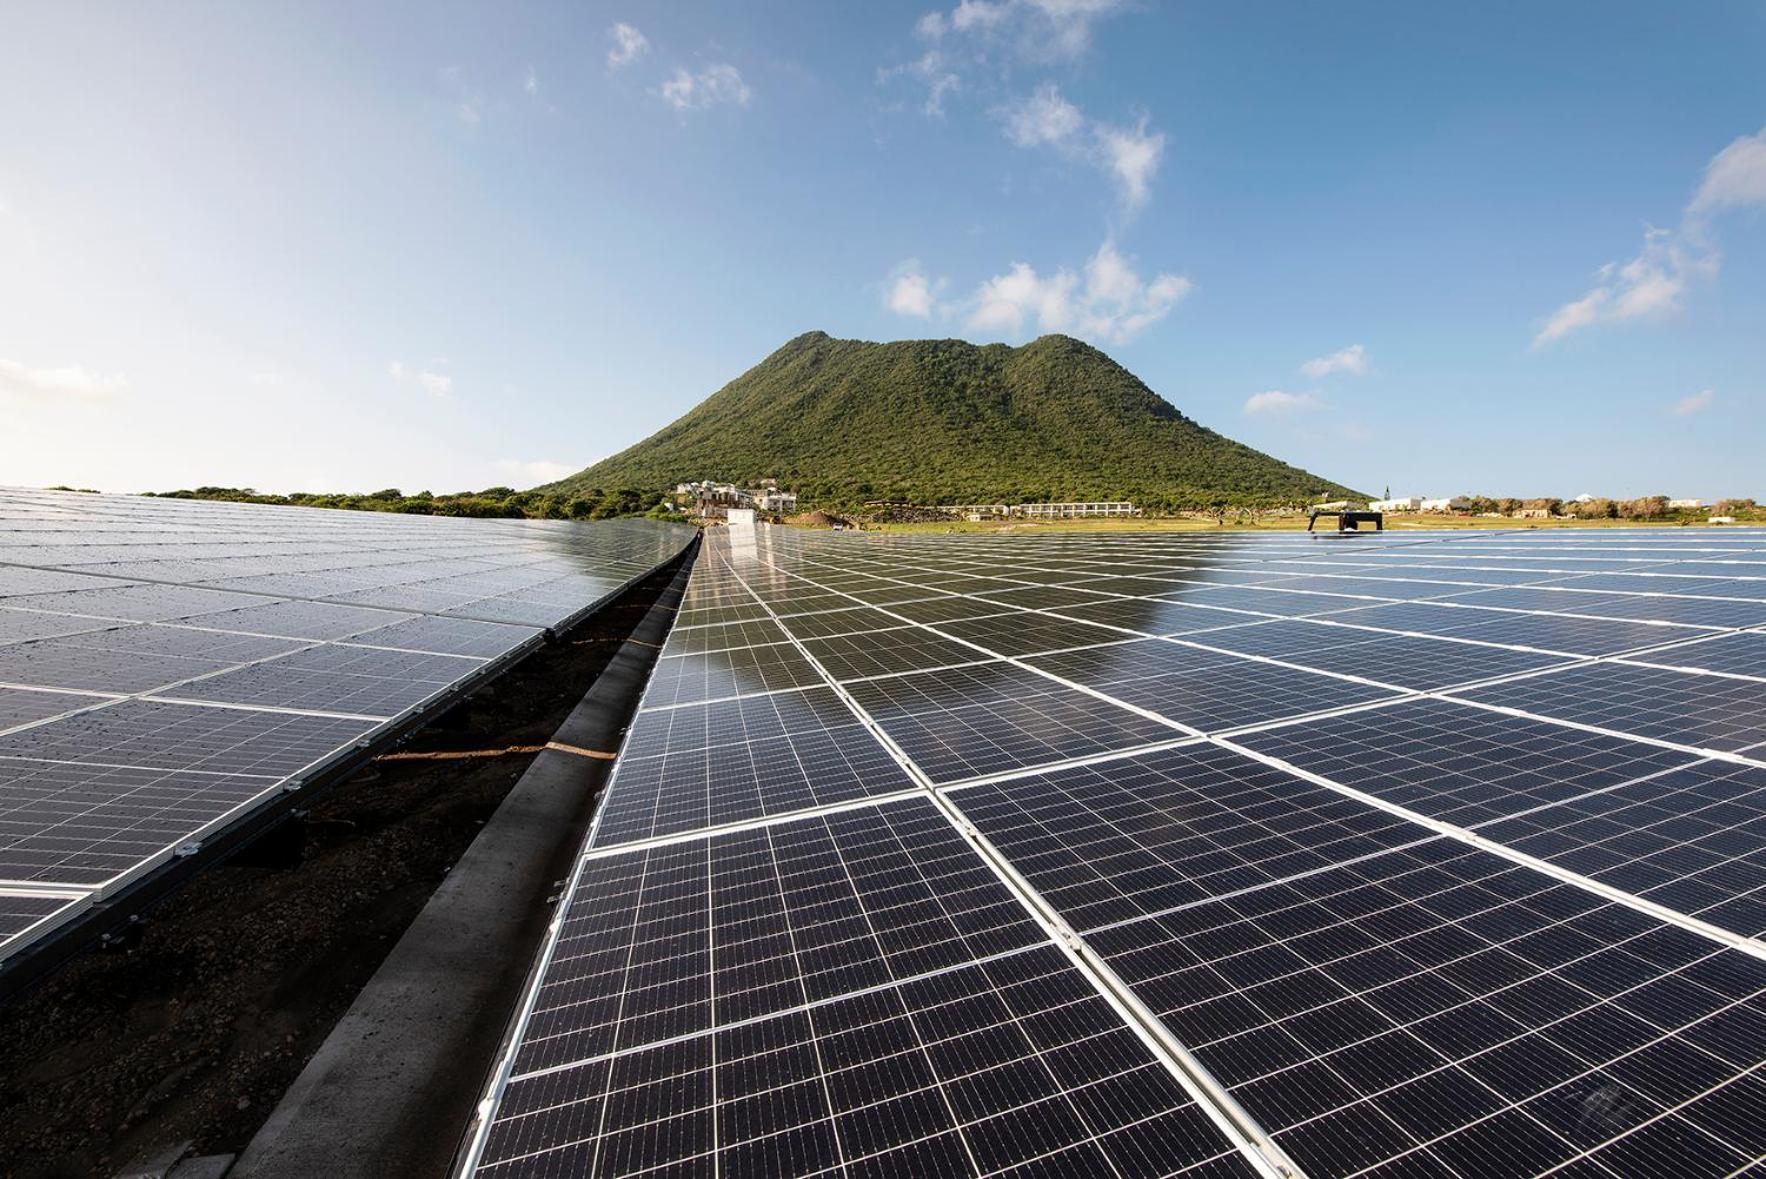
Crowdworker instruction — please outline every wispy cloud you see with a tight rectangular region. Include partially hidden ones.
[1535,125,1766,346]
[878,51,960,117]
[920,0,1129,63]
[884,260,942,317]
[1002,82,1084,147]
[1689,127,1766,213]
[0,357,128,398]
[1299,344,1369,378]
[660,63,752,112]
[388,361,452,397]
[1243,390,1322,416]
[964,239,1191,344]
[607,23,650,69]
[886,0,1132,114]
[1670,389,1715,416]
[996,84,1165,210]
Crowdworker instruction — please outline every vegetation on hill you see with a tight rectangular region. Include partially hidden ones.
[540,332,1364,509]
[146,486,672,520]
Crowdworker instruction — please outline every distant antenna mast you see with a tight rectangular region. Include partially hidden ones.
[1384,484,1390,500]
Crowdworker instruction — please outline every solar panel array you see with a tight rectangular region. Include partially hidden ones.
[469,522,1766,1178]
[0,488,695,967]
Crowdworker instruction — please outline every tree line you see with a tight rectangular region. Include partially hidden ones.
[147,486,672,521]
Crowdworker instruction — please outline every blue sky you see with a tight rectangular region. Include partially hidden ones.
[2,1,1762,499]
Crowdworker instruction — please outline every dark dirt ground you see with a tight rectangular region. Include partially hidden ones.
[0,561,683,1179]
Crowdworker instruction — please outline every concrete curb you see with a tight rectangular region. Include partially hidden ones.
[229,543,696,1179]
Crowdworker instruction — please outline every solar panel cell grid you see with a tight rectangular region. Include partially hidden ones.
[480,946,1255,1179]
[514,798,1051,1074]
[1086,841,1766,1177]
[0,490,695,963]
[439,521,1766,1177]
[1453,662,1766,756]
[844,661,1181,784]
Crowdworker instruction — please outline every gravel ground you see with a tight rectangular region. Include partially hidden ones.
[0,564,680,1179]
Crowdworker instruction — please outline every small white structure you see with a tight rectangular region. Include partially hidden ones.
[1669,498,1705,509]
[1369,497,1423,512]
[1709,516,1737,525]
[1015,502,1139,519]
[756,490,797,513]
[1569,493,1596,504]
[1420,496,1470,512]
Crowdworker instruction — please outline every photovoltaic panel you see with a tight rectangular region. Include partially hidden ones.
[1453,662,1766,757]
[798,627,985,681]
[843,660,1181,784]
[589,696,916,847]
[1621,630,1766,680]
[513,797,1053,1072]
[153,644,489,719]
[0,487,696,966]
[933,612,1133,657]
[0,758,283,889]
[1475,759,1766,938]
[641,643,828,707]
[476,945,1257,1179]
[0,687,107,732]
[0,888,87,957]
[1235,697,1700,826]
[1086,841,1766,1177]
[947,743,1437,931]
[1026,640,1404,733]
[0,699,377,776]
[468,523,1766,1178]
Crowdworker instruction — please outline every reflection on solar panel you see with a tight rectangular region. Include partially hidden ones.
[0,487,694,969]
[470,522,1766,1177]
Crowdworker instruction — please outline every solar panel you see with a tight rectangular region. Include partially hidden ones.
[0,487,695,965]
[457,522,1766,1176]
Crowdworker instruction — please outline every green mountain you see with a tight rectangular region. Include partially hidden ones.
[542,332,1363,509]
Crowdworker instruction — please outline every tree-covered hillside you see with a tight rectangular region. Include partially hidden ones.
[542,332,1362,509]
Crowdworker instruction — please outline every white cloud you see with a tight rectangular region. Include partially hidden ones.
[1690,126,1766,214]
[965,239,1191,344]
[1094,115,1163,210]
[660,63,752,112]
[1002,82,1084,147]
[1535,127,1766,347]
[1670,389,1715,416]
[388,361,452,397]
[879,51,960,116]
[996,85,1165,210]
[607,23,650,69]
[456,99,482,125]
[1243,390,1322,416]
[523,65,540,98]
[888,0,1130,113]
[1533,226,1711,346]
[0,357,128,398]
[885,260,942,317]
[1299,344,1369,379]
[952,0,1126,60]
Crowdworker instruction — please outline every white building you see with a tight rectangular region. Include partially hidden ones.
[1015,502,1139,519]
[756,490,798,512]
[1669,498,1705,509]
[1369,497,1423,512]
[1420,496,1470,512]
